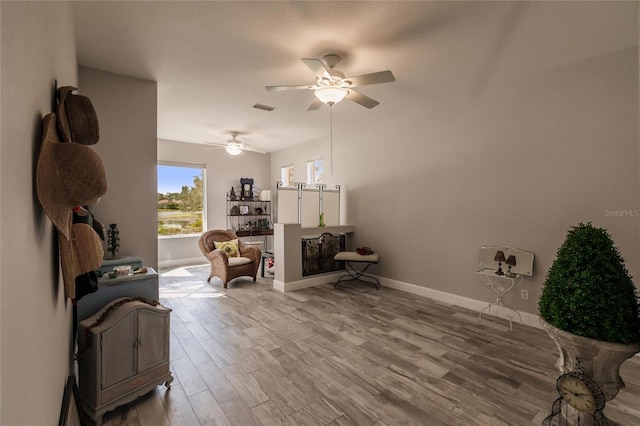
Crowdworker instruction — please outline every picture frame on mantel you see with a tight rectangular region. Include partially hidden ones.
[59,375,87,426]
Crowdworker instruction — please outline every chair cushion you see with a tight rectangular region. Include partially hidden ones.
[228,256,252,267]
[214,239,240,257]
[334,251,379,263]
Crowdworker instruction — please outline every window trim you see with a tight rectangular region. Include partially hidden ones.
[307,158,324,185]
[281,164,294,187]
[157,161,206,239]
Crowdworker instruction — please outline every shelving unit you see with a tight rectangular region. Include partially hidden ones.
[227,186,272,247]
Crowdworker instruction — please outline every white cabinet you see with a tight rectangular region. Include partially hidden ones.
[77,297,173,425]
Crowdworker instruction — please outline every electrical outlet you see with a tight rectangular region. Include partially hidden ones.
[521,289,529,300]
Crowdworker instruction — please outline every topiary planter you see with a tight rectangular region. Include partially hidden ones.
[540,317,640,401]
[539,223,640,404]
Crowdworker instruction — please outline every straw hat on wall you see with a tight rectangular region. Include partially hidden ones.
[36,113,107,240]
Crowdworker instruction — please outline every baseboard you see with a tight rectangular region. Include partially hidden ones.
[378,276,542,329]
[158,257,204,269]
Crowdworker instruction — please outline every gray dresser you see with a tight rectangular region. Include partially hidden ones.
[77,297,173,425]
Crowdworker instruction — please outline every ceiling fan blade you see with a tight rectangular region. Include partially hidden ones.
[244,144,267,154]
[302,58,329,79]
[307,98,323,111]
[266,84,316,92]
[344,70,395,87]
[345,89,380,109]
[204,143,225,151]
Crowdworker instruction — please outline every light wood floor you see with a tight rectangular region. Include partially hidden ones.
[96,264,640,426]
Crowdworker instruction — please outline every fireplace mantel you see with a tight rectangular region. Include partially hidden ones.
[272,223,355,292]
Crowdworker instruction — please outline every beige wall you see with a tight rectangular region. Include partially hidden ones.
[0,2,78,424]
[79,67,159,269]
[157,139,272,266]
[271,46,639,316]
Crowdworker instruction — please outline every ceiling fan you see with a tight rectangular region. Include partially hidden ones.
[204,132,266,156]
[266,54,395,110]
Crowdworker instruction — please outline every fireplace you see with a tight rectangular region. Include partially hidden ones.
[301,232,345,276]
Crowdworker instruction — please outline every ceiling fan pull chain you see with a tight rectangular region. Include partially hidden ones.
[330,105,333,175]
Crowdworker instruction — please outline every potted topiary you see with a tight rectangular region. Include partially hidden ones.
[539,222,640,404]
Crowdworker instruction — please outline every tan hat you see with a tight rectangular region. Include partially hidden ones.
[57,86,100,145]
[36,113,108,240]
[59,223,104,299]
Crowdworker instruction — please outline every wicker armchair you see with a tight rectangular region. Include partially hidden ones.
[198,230,261,288]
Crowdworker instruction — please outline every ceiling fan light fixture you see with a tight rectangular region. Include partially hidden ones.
[314,86,347,105]
[225,143,243,156]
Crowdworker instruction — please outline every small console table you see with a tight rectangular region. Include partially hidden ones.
[476,269,524,331]
[476,245,534,331]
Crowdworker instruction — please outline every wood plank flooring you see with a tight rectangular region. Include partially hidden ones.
[95,264,640,426]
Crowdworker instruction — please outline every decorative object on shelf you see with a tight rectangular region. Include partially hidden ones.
[230,205,240,215]
[318,212,326,227]
[505,255,517,278]
[229,186,237,201]
[107,224,120,259]
[543,358,608,426]
[255,207,263,215]
[539,222,640,403]
[494,250,505,276]
[240,177,254,200]
[239,205,250,215]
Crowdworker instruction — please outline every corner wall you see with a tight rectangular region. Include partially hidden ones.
[0,2,78,424]
[79,67,159,269]
[271,46,639,317]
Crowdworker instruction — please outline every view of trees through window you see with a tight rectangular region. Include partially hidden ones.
[157,164,205,236]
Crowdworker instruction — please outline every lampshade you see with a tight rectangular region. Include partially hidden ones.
[505,255,517,266]
[314,86,347,105]
[494,250,506,262]
[225,143,243,156]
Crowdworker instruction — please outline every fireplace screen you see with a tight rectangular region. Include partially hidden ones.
[302,233,345,276]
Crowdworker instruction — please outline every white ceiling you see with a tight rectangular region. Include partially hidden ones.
[72,1,637,153]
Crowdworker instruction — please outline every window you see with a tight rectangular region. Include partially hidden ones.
[281,164,294,187]
[307,159,323,185]
[157,163,205,237]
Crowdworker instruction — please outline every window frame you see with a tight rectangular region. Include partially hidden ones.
[157,161,206,238]
[281,164,294,187]
[307,158,324,185]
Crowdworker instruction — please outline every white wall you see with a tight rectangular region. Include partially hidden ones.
[0,2,78,424]
[272,46,639,316]
[158,139,271,266]
[79,67,159,269]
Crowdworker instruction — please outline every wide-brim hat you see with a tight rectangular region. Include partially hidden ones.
[59,223,104,299]
[36,113,108,240]
[57,86,100,145]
